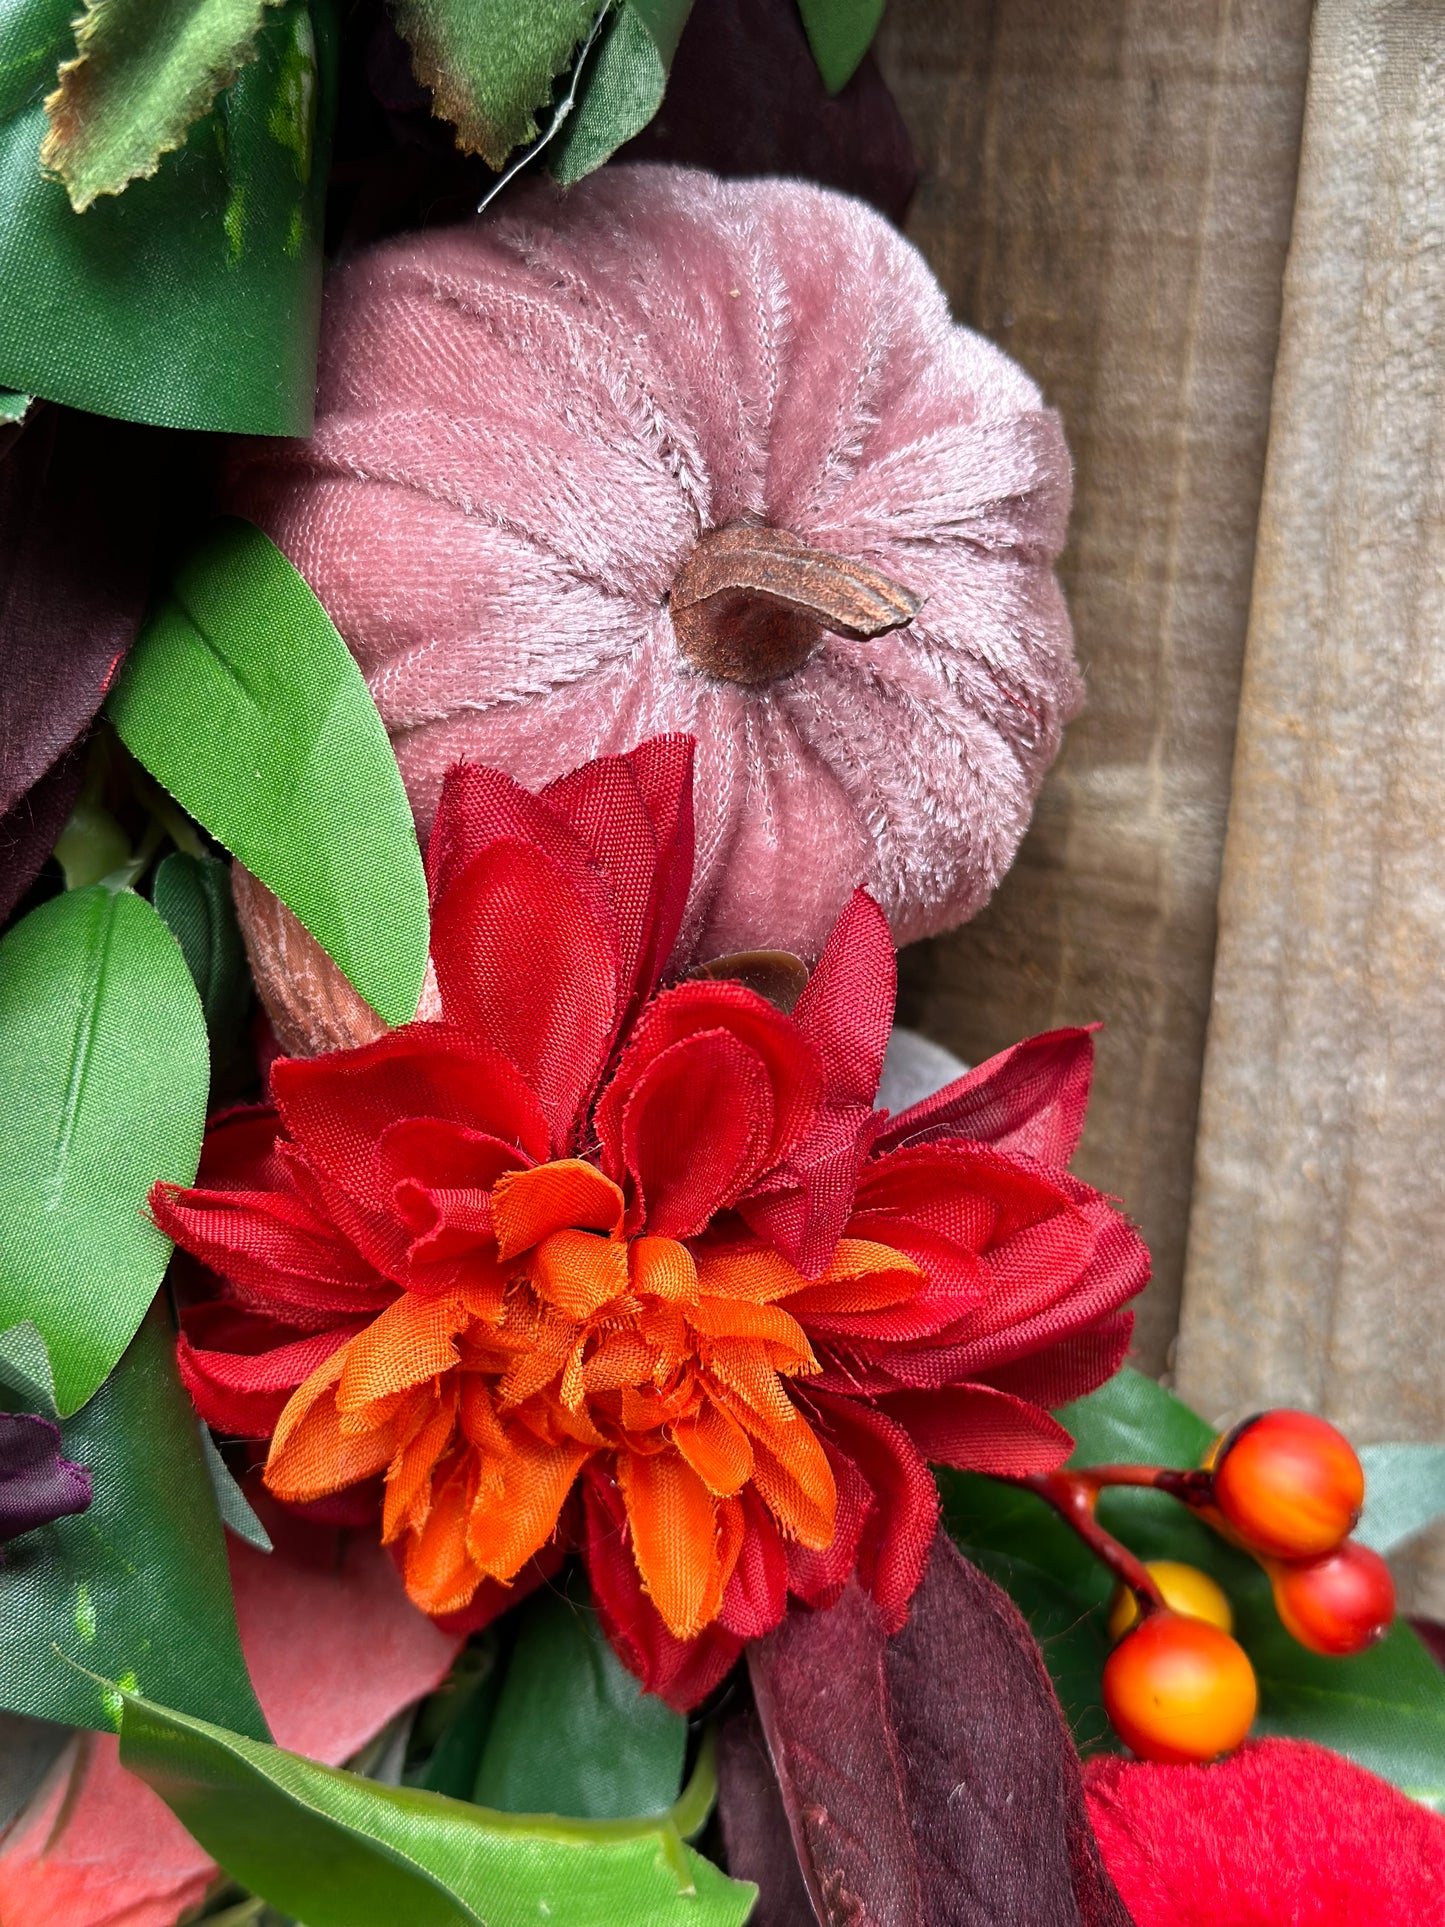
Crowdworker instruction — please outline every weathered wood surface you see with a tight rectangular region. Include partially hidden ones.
[876,0,1311,1370]
[1174,0,1445,1605]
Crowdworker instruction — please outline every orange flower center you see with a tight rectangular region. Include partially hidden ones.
[263,1159,911,1638]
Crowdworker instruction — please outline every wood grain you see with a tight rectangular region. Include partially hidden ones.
[875,0,1311,1369]
[1174,0,1445,1604]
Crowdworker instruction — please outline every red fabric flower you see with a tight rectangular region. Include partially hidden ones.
[152,737,1147,1708]
[1083,1740,1445,1926]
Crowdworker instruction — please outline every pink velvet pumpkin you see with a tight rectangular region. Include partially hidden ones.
[227,164,1079,962]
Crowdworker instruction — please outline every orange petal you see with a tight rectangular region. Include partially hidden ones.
[708,1344,811,1433]
[690,1297,816,1372]
[630,1236,698,1303]
[267,1369,403,1504]
[530,1227,629,1319]
[695,1244,809,1304]
[336,1292,467,1413]
[779,1237,925,1315]
[496,1310,575,1407]
[672,1400,754,1498]
[749,1421,836,1550]
[458,1374,510,1456]
[466,1431,590,1581]
[582,1330,653,1393]
[383,1383,459,1544]
[270,1344,349,1458]
[619,1446,725,1638]
[405,1452,484,1616]
[490,1160,624,1260]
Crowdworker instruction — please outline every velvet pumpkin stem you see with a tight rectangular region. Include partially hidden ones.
[670,522,921,684]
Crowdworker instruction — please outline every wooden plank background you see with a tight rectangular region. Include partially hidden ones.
[874,1,1312,1370]
[1174,0,1445,1610]
[876,0,1445,1605]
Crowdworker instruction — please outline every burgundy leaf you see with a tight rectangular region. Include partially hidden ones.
[738,1529,1134,1927]
[0,406,162,819]
[747,1578,921,1927]
[0,1414,92,1547]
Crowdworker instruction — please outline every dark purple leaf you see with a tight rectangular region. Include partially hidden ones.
[0,740,85,925]
[0,405,162,821]
[717,1711,817,1927]
[0,1413,92,1548]
[736,1529,1134,1927]
[619,0,919,226]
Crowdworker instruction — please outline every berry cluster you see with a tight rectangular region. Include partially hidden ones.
[1012,1410,1394,1765]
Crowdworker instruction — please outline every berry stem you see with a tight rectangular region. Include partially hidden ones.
[1008,1470,1169,1612]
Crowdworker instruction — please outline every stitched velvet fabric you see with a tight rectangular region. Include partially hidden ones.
[225,164,1080,963]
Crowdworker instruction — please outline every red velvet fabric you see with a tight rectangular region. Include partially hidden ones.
[1084,1740,1445,1926]
[153,738,1148,1704]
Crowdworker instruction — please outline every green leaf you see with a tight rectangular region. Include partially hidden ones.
[152,851,252,1080]
[551,0,693,186]
[110,520,429,1029]
[414,1643,503,1800]
[53,795,133,891]
[0,1322,60,1418]
[0,1300,268,1741]
[474,1580,687,1819]
[0,885,209,1413]
[795,0,883,93]
[1357,1444,1445,1556]
[120,1693,755,1927]
[0,0,335,435]
[42,0,286,211]
[390,0,596,170]
[198,1423,273,1553]
[942,1369,1445,1803]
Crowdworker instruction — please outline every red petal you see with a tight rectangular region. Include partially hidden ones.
[878,1384,1075,1475]
[791,891,896,1111]
[544,736,696,1020]
[151,1179,394,1324]
[193,1102,288,1188]
[427,762,608,919]
[805,1393,939,1633]
[781,1436,875,1613]
[731,896,894,1274]
[978,1313,1134,1409]
[598,979,822,1206]
[429,840,620,1149]
[719,1486,789,1639]
[178,1316,363,1438]
[610,1029,775,1237]
[876,1026,1097,1168]
[272,1026,549,1206]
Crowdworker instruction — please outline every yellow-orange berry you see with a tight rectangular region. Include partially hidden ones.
[1103,1611,1258,1764]
[1211,1410,1364,1560]
[1107,1560,1234,1641]
[1270,1541,1396,1656]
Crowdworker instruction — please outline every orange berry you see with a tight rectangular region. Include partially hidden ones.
[1107,1560,1234,1641]
[1211,1409,1364,1560]
[1103,1611,1258,1764]
[1270,1541,1396,1656]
